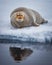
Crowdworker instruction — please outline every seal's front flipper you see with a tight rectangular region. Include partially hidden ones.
[32,21,40,26]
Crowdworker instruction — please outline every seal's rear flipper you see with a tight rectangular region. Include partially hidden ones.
[41,19,48,24]
[45,20,48,23]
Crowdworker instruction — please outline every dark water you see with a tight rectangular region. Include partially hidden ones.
[0,43,52,65]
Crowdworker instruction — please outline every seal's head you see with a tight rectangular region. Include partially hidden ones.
[15,11,25,22]
[10,10,29,28]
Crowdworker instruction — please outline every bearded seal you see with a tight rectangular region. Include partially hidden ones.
[10,7,48,28]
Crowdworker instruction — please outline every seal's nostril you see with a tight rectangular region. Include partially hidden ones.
[16,15,23,19]
[18,16,22,19]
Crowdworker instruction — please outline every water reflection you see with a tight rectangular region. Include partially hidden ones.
[9,47,33,62]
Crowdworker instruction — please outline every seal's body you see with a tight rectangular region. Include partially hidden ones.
[10,7,48,28]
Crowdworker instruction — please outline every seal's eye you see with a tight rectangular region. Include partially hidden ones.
[16,15,24,19]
